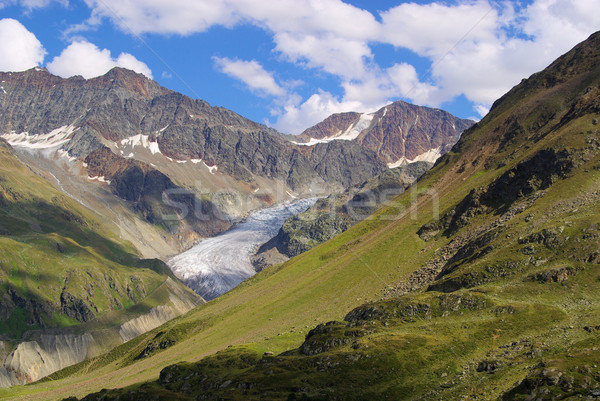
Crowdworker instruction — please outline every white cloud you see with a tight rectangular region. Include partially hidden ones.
[83,0,378,80]
[379,1,499,57]
[274,32,372,79]
[385,63,439,107]
[378,0,600,113]
[0,18,46,72]
[272,90,364,135]
[76,0,600,130]
[83,0,238,35]
[46,40,152,79]
[213,57,285,97]
[84,0,379,39]
[474,104,490,117]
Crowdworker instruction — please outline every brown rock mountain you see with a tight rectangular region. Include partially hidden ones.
[300,111,362,139]
[297,100,474,165]
[0,67,385,191]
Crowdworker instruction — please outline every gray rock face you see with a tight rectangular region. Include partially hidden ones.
[1,333,96,385]
[0,67,386,191]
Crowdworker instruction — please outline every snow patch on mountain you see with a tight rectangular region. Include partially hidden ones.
[57,148,77,162]
[205,162,218,174]
[119,134,162,155]
[87,175,111,184]
[1,125,77,149]
[148,141,161,155]
[388,146,442,168]
[293,113,374,146]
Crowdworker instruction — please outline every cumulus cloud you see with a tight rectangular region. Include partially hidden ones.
[83,0,238,35]
[379,0,600,115]
[0,18,46,72]
[76,0,600,128]
[273,90,365,135]
[46,40,152,79]
[274,32,372,79]
[83,0,379,38]
[213,57,285,97]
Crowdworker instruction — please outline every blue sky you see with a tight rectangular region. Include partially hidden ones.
[0,0,599,134]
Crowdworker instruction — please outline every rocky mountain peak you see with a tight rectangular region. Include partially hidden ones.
[89,67,169,99]
[295,100,474,166]
[299,111,362,140]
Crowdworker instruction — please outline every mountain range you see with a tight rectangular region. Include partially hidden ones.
[3,27,598,401]
[14,30,596,401]
[0,68,471,258]
[295,101,473,167]
[0,63,472,388]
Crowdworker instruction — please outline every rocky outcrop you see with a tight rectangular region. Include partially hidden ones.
[60,291,95,323]
[502,360,600,401]
[418,148,577,239]
[1,288,54,329]
[119,278,201,342]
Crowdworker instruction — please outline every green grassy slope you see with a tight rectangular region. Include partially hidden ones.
[3,32,600,401]
[0,139,197,342]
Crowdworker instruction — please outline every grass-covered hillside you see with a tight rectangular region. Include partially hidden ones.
[3,31,600,401]
[0,139,201,386]
[0,140,160,334]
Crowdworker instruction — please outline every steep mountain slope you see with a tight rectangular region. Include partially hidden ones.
[296,101,474,166]
[6,30,600,401]
[0,139,203,387]
[0,68,387,256]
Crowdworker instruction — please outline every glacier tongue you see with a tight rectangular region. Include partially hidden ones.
[167,198,317,300]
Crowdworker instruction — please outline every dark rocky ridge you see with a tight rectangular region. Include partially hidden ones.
[0,67,386,191]
[84,147,230,237]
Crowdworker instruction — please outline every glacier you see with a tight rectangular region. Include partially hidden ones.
[167,198,317,300]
